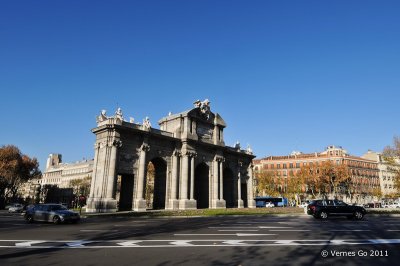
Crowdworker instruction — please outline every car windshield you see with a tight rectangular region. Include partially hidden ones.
[50,205,68,211]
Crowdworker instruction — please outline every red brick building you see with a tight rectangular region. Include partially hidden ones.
[253,145,380,203]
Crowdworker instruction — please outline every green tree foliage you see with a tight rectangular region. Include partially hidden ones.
[0,145,41,206]
[297,161,351,198]
[69,176,91,197]
[383,136,400,195]
[255,170,279,197]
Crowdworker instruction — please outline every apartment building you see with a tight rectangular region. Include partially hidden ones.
[253,146,380,203]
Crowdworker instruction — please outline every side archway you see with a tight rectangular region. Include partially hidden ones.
[223,167,235,208]
[146,157,167,210]
[195,162,209,209]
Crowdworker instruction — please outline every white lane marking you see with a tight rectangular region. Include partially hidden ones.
[1,239,400,248]
[269,230,311,232]
[258,226,293,229]
[218,230,259,232]
[209,227,258,229]
[174,234,276,236]
[80,230,118,232]
[169,240,194,246]
[330,230,371,232]
[237,233,277,236]
[117,241,142,246]
[15,241,45,247]
[66,241,93,247]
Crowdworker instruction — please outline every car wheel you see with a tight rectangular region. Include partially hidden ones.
[53,216,61,224]
[319,211,328,219]
[26,215,34,223]
[354,211,364,220]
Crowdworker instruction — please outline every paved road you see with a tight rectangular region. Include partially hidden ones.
[0,211,400,266]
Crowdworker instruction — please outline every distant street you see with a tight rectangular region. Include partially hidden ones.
[1,211,400,266]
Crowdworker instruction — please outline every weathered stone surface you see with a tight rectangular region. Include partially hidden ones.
[87,101,256,213]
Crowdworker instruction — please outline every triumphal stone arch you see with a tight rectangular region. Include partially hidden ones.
[87,100,256,212]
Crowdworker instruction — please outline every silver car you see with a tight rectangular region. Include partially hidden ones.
[24,204,80,224]
[8,203,24,213]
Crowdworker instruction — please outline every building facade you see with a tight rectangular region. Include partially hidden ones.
[362,150,400,197]
[254,145,380,204]
[40,154,94,188]
[87,100,256,212]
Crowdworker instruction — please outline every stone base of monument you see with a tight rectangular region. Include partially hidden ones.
[133,199,147,212]
[179,199,197,210]
[210,199,226,209]
[86,198,118,213]
[166,199,180,210]
[247,200,256,208]
[237,199,244,208]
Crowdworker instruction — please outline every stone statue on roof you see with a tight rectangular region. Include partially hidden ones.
[115,107,123,121]
[143,116,151,130]
[96,109,108,123]
[193,99,211,119]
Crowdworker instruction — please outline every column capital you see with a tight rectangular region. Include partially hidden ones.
[214,155,225,162]
[173,149,182,157]
[188,151,197,158]
[140,143,150,152]
[112,139,122,148]
[183,150,196,157]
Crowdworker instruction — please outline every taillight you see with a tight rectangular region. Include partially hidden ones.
[310,205,316,212]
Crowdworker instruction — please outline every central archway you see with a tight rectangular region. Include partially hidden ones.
[195,163,209,209]
[146,158,167,210]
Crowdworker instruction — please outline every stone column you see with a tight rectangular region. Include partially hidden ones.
[171,150,179,200]
[180,153,189,200]
[219,159,224,200]
[189,152,197,200]
[237,161,244,208]
[247,164,256,208]
[211,156,226,209]
[133,143,150,211]
[106,139,121,199]
[179,150,197,210]
[168,150,180,210]
[89,142,100,199]
[212,158,219,206]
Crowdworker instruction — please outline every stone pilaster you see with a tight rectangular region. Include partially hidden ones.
[133,143,150,211]
[247,163,256,208]
[179,151,197,210]
[237,161,244,208]
[167,149,181,210]
[211,155,226,209]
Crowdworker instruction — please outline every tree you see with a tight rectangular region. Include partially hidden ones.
[255,170,279,197]
[297,164,319,198]
[0,145,41,207]
[69,176,91,197]
[383,136,400,194]
[297,161,351,199]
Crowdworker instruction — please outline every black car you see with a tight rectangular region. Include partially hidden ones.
[24,204,80,224]
[307,199,366,220]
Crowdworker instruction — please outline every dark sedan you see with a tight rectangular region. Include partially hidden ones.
[307,199,366,220]
[24,204,80,224]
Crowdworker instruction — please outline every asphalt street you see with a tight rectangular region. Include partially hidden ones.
[0,211,400,266]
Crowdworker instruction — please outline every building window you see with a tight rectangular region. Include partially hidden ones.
[289,163,294,168]
[296,163,300,168]
[277,164,281,169]
[283,163,287,169]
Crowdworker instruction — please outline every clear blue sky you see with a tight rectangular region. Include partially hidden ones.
[1,1,399,170]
